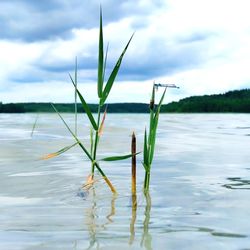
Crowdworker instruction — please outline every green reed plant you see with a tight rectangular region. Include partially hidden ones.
[43,8,134,193]
[142,83,179,192]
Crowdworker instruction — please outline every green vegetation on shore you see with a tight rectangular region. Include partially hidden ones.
[1,89,250,113]
[162,89,250,113]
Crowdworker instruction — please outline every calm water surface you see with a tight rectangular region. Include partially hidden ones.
[0,113,250,250]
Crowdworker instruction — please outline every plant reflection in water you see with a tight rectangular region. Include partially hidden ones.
[84,189,117,250]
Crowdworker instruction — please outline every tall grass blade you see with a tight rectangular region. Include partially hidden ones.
[90,128,94,157]
[148,85,155,145]
[69,74,98,130]
[149,113,158,164]
[102,43,109,84]
[149,88,167,164]
[155,87,167,118]
[100,33,134,105]
[51,103,88,155]
[42,142,78,160]
[98,7,104,98]
[101,152,140,161]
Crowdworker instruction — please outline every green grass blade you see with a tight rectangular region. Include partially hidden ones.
[148,85,155,145]
[155,87,167,115]
[100,152,140,162]
[102,43,109,84]
[42,142,78,160]
[69,74,98,130]
[98,7,104,98]
[100,33,134,105]
[51,103,93,161]
[149,113,158,164]
[143,128,148,165]
[149,88,167,164]
[90,128,94,157]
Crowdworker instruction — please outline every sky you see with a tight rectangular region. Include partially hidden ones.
[0,0,250,104]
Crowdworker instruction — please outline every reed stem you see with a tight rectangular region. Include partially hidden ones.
[131,132,136,195]
[92,103,101,176]
[144,171,150,192]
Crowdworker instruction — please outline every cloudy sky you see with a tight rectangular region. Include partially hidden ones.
[0,0,250,104]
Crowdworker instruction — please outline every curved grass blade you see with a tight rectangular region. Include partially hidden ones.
[51,103,89,155]
[69,74,98,130]
[98,7,104,98]
[100,33,134,105]
[100,152,140,162]
[41,142,78,160]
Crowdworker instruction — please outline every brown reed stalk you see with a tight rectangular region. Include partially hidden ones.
[131,132,136,195]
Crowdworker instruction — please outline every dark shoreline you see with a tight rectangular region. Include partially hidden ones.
[1,89,250,113]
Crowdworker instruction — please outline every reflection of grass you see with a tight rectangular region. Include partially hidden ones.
[84,189,117,249]
[42,8,134,193]
[129,194,137,245]
[141,193,152,250]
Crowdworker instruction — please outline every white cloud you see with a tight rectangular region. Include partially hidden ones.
[1,0,250,103]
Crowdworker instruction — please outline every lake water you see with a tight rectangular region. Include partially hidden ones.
[0,113,250,250]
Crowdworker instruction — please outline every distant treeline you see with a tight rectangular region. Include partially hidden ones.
[162,89,250,113]
[0,102,149,113]
[1,89,250,113]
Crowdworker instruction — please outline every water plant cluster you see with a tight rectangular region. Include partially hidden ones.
[43,9,178,194]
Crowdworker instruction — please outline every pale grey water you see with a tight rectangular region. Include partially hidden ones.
[0,113,250,250]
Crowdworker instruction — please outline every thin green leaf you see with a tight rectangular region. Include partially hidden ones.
[102,43,109,84]
[143,128,148,165]
[149,112,159,164]
[90,128,94,157]
[100,33,134,105]
[51,103,92,160]
[98,7,103,98]
[148,85,155,146]
[100,152,140,161]
[69,74,98,130]
[149,88,167,164]
[42,142,78,160]
[155,87,167,117]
